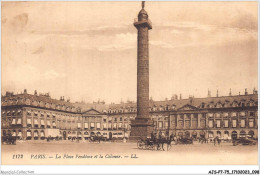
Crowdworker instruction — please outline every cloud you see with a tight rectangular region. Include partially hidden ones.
[44,70,66,80]
[31,24,130,37]
[152,21,257,49]
[150,41,175,49]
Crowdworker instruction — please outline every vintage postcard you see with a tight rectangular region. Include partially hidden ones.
[1,1,258,168]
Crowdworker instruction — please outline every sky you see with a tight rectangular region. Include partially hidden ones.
[1,1,258,104]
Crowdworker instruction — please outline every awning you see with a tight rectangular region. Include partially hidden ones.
[7,111,11,115]
[17,110,21,113]
[34,119,39,125]
[84,123,89,129]
[27,131,32,137]
[41,120,44,125]
[2,111,5,114]
[27,111,31,114]
[34,111,38,115]
[12,118,16,125]
[12,132,16,136]
[84,132,89,135]
[27,118,32,124]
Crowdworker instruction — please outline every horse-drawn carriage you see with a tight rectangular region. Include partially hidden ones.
[137,137,172,151]
[89,135,107,143]
[2,136,17,145]
[232,137,257,146]
[177,137,193,144]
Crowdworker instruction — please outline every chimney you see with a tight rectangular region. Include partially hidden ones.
[229,88,232,96]
[245,88,248,95]
[239,91,241,96]
[253,88,258,94]
[179,94,182,100]
[60,96,63,101]
[24,89,27,94]
[207,89,211,97]
[216,90,219,97]
[34,90,37,96]
[189,96,193,104]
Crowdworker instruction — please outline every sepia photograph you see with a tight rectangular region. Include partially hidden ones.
[1,0,258,169]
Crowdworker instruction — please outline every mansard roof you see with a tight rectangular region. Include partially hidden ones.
[106,93,257,110]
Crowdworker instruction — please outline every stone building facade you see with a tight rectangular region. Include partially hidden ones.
[1,89,258,140]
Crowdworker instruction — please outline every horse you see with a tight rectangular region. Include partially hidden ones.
[154,137,173,151]
[2,136,17,145]
[214,137,221,145]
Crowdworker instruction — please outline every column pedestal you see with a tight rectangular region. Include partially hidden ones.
[129,118,153,141]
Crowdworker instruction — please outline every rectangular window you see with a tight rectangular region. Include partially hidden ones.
[113,123,117,129]
[224,120,228,128]
[27,118,32,127]
[17,118,22,125]
[118,123,122,128]
[153,121,157,128]
[185,120,191,128]
[224,113,228,117]
[34,119,38,128]
[96,122,101,129]
[84,123,89,129]
[178,120,184,128]
[77,123,82,129]
[164,122,168,128]
[240,119,245,128]
[209,120,213,128]
[120,117,122,121]
[250,112,255,117]
[158,121,163,129]
[192,120,198,128]
[103,123,107,129]
[108,123,112,129]
[232,120,237,127]
[90,122,95,129]
[12,118,16,125]
[52,121,56,128]
[232,112,237,117]
[216,120,221,128]
[240,111,245,116]
[249,119,254,128]
[200,119,205,128]
[47,120,51,128]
